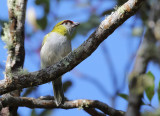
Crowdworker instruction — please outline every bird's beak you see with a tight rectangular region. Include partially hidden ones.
[73,22,80,27]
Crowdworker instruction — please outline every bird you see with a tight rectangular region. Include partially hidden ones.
[40,20,80,106]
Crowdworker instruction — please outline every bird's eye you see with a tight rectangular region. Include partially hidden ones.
[62,20,73,25]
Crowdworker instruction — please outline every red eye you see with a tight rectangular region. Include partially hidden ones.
[62,20,73,25]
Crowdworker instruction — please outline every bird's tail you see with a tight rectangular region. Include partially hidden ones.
[52,76,64,106]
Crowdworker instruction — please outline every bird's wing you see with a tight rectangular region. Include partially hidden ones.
[42,34,49,47]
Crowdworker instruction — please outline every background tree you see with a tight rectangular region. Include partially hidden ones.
[0,0,160,116]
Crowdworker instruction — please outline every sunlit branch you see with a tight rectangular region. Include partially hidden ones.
[0,96,125,116]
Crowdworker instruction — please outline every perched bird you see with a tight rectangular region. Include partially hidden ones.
[40,20,79,106]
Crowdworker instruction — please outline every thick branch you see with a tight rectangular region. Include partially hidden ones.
[0,96,124,116]
[0,0,144,95]
[6,0,26,72]
[126,1,160,116]
[84,108,106,116]
[1,0,27,115]
[126,28,156,116]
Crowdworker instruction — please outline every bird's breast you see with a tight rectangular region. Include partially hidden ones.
[40,32,71,68]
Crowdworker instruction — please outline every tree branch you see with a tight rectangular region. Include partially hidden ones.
[126,1,160,116]
[0,0,144,95]
[84,108,106,116]
[1,0,27,115]
[0,96,124,116]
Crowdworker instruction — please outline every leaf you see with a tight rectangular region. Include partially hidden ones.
[35,0,50,14]
[35,0,44,5]
[147,71,155,80]
[119,93,128,101]
[145,71,155,101]
[119,93,146,105]
[37,16,47,30]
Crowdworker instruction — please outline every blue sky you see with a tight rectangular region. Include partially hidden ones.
[0,0,160,116]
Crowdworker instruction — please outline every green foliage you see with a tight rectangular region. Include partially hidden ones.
[145,71,155,102]
[35,0,50,13]
[119,93,146,105]
[146,71,155,79]
[119,71,155,105]
[119,93,128,101]
[37,16,47,30]
[35,0,50,30]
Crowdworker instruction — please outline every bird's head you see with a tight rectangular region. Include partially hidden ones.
[52,20,80,36]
